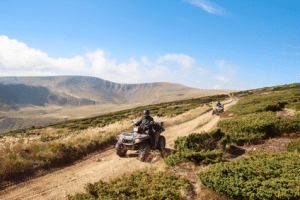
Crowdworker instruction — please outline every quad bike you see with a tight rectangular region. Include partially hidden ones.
[212,104,224,115]
[115,120,166,162]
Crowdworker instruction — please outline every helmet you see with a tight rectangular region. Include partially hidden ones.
[143,109,150,117]
[217,100,220,103]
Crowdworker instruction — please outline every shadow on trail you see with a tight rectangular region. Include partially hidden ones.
[123,148,173,163]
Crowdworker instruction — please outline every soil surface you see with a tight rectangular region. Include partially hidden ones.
[0,99,238,200]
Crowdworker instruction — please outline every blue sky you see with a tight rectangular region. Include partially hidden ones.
[0,0,299,90]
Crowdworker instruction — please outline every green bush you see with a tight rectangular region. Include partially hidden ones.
[278,118,300,134]
[174,129,226,151]
[68,126,80,131]
[79,125,89,130]
[198,151,300,200]
[218,112,282,145]
[164,129,228,166]
[218,111,300,146]
[285,139,300,152]
[67,168,191,200]
[165,149,223,167]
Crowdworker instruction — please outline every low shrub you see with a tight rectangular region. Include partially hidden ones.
[218,111,300,146]
[174,129,226,151]
[198,151,300,200]
[279,118,300,134]
[165,149,223,167]
[218,112,282,145]
[67,168,191,200]
[79,125,89,130]
[285,139,300,152]
[164,129,228,166]
[68,126,80,131]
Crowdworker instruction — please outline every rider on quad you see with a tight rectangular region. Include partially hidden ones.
[134,109,158,149]
[216,100,222,107]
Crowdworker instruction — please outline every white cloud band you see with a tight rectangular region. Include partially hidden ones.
[0,36,195,83]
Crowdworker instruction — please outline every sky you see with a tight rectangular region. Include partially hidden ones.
[0,0,299,90]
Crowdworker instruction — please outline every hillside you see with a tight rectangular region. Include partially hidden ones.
[0,76,233,106]
[0,76,234,133]
[1,82,300,199]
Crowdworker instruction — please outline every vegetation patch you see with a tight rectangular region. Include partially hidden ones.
[218,112,282,145]
[164,129,229,166]
[67,168,192,200]
[0,94,229,184]
[198,151,300,200]
[1,94,228,138]
[285,138,300,153]
[219,87,300,146]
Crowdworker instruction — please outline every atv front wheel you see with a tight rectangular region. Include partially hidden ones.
[138,142,150,162]
[115,141,127,157]
[157,136,166,151]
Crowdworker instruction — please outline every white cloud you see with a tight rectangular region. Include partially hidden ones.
[141,56,152,66]
[185,0,225,15]
[86,49,144,83]
[0,35,85,72]
[157,54,195,69]
[197,67,206,76]
[212,75,230,83]
[0,35,193,84]
[0,70,60,77]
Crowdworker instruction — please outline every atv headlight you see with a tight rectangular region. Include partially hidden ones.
[117,136,122,141]
[134,138,141,143]
[133,127,139,132]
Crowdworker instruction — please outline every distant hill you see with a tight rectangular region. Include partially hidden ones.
[0,76,235,133]
[0,76,234,108]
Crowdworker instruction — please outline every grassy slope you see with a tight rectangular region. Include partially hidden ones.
[0,94,227,182]
[67,82,300,200]
[195,83,300,199]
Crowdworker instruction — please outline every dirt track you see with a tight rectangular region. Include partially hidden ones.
[0,99,237,200]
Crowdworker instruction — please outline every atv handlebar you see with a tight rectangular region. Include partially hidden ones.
[131,120,137,127]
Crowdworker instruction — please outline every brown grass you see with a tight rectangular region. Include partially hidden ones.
[0,102,219,181]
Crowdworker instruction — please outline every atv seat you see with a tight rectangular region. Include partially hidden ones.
[153,121,164,132]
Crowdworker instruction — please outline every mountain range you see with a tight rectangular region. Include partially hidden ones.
[0,76,235,133]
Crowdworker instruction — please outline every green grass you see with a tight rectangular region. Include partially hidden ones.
[67,168,192,200]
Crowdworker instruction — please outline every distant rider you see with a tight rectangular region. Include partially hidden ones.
[134,109,158,149]
[216,100,222,107]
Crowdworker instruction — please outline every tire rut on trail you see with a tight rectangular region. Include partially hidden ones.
[0,99,238,200]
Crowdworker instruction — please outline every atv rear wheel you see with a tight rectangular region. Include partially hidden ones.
[157,136,166,151]
[138,142,150,162]
[115,141,127,157]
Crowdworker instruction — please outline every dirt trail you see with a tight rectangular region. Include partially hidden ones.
[0,99,238,200]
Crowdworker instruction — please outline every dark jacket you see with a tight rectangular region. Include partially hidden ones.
[135,116,154,129]
[216,102,222,107]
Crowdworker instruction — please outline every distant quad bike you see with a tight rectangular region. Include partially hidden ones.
[212,104,224,115]
[115,121,165,162]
